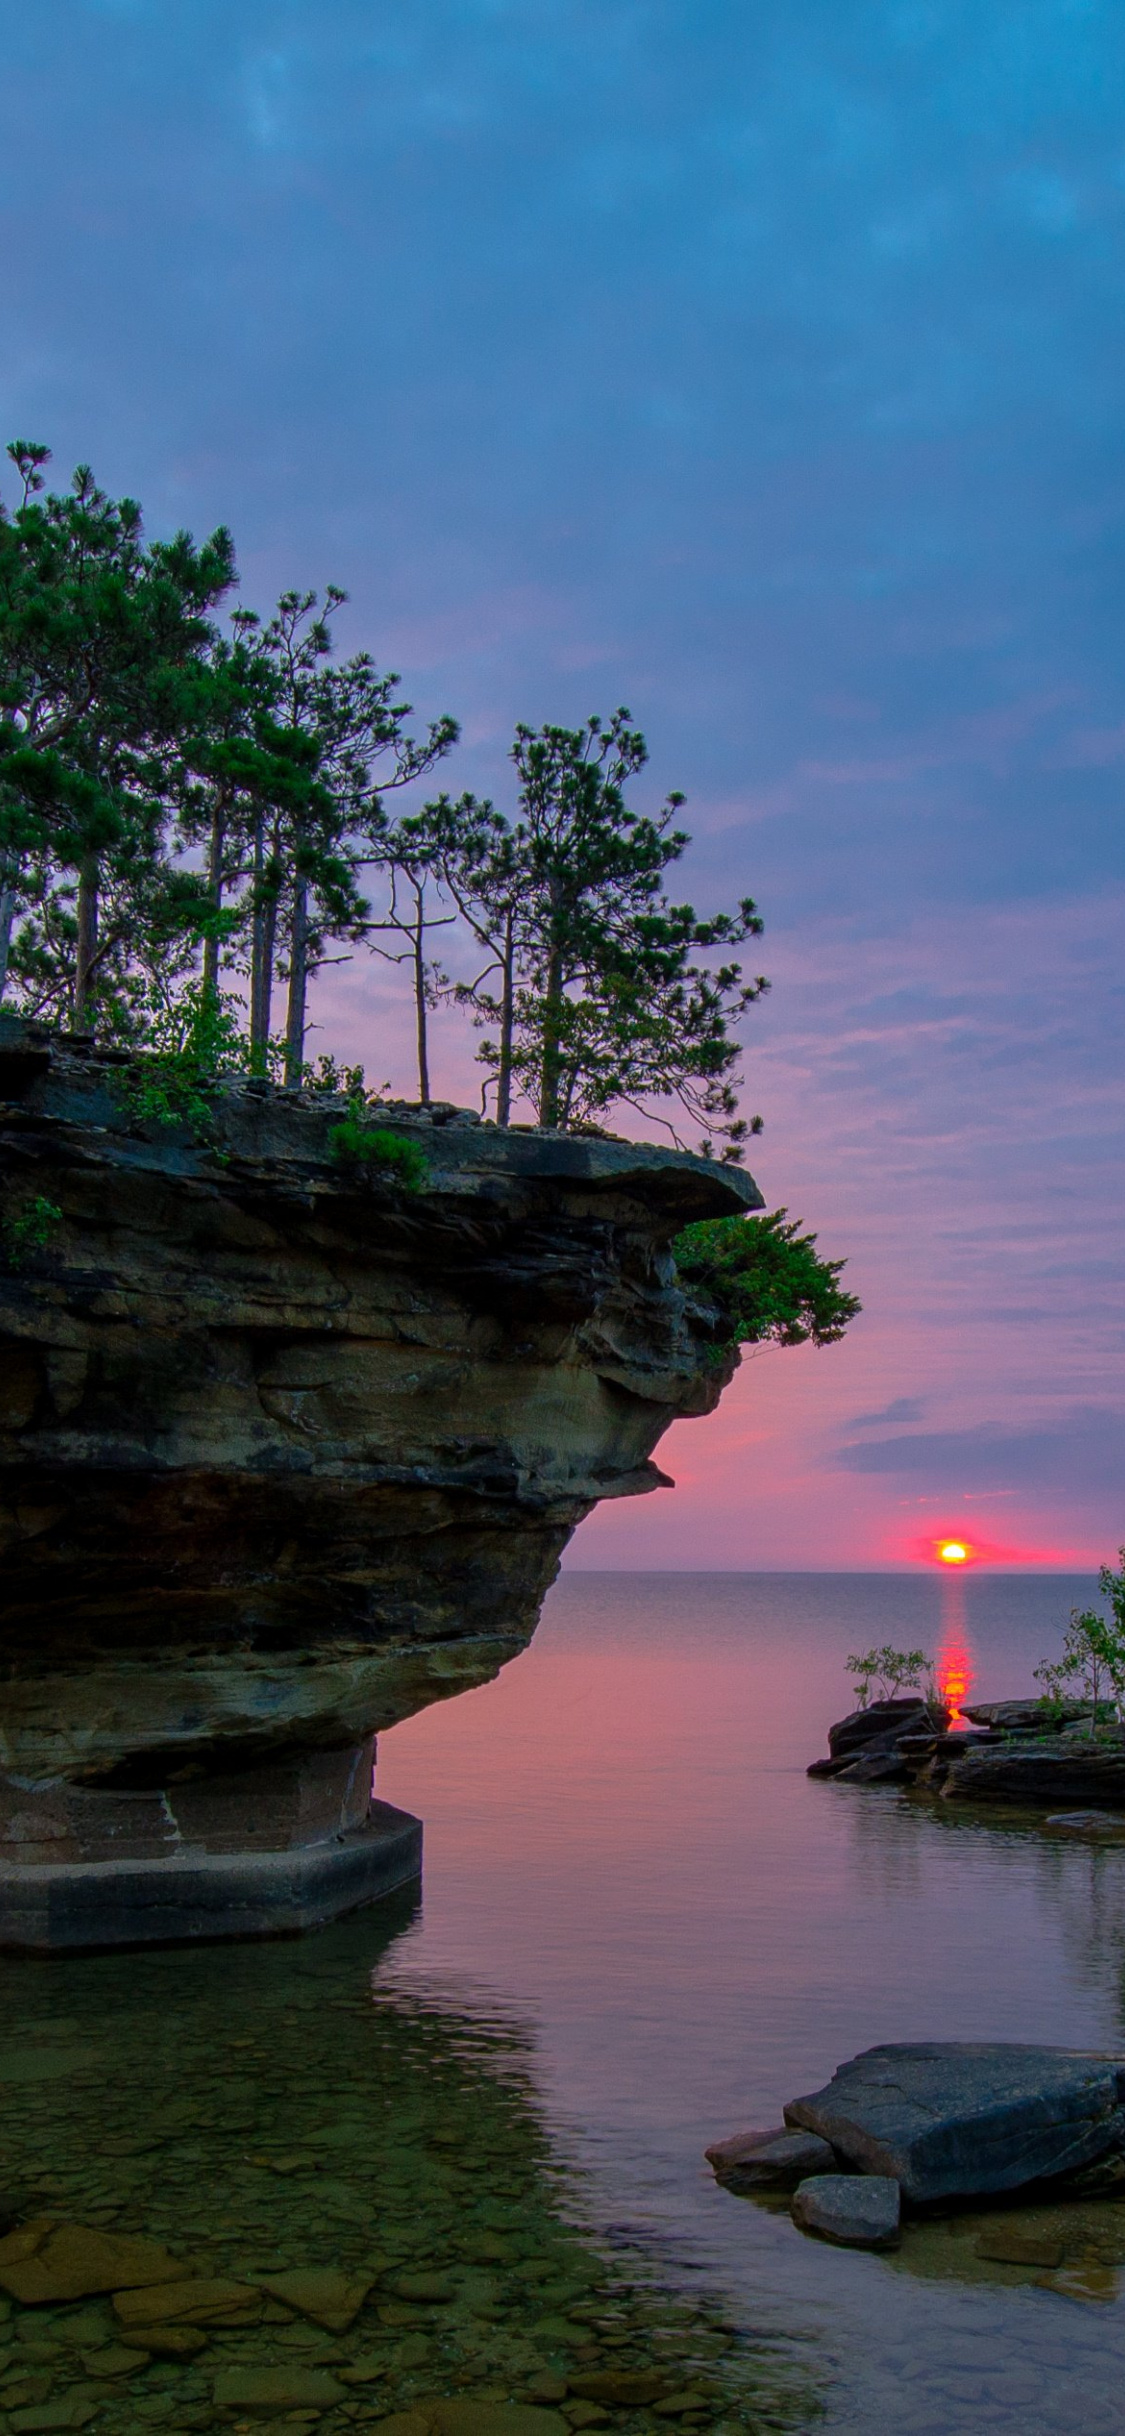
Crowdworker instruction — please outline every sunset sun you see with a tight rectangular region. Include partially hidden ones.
[939,1541,969,1565]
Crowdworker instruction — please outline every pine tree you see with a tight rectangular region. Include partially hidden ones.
[0,441,234,1028]
[447,712,767,1152]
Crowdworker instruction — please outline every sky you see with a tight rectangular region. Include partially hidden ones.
[3,0,1123,1568]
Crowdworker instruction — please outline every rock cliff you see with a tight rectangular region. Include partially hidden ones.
[0,1020,759,1942]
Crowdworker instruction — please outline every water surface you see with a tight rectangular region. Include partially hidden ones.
[3,1569,1123,2436]
[376,1570,1125,2436]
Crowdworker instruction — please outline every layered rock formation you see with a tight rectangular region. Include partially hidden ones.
[808,1696,1125,1809]
[0,1019,759,1943]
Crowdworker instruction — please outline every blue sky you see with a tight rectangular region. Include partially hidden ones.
[4,0,1123,1561]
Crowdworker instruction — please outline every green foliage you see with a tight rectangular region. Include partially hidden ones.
[327,1105,429,1192]
[300,1053,370,1100]
[0,443,858,1326]
[0,441,235,1026]
[438,712,767,1153]
[1035,1557,1125,1725]
[1,1192,63,1269]
[672,1208,861,1349]
[845,1645,934,1709]
[115,984,244,1136]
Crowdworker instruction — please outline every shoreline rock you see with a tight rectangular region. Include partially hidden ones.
[809,1693,1125,1812]
[710,2041,1125,2240]
[790,2175,900,2250]
[784,2042,1125,2206]
[704,2128,836,2191]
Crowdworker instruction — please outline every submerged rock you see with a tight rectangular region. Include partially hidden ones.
[569,2372,669,2407]
[785,2042,1125,2205]
[212,2363,347,2409]
[0,2222,183,2305]
[705,2127,836,2189]
[974,2227,1065,2267]
[113,2273,261,2330]
[257,2264,372,2329]
[790,2174,900,2249]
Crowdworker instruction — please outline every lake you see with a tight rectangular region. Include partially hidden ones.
[376,1569,1125,2436]
[2,1568,1123,2436]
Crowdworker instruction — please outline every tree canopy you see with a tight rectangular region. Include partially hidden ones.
[0,437,860,1354]
[0,443,778,1162]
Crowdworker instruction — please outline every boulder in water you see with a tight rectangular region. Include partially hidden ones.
[784,2042,1125,2205]
[706,2127,836,2189]
[790,2174,900,2249]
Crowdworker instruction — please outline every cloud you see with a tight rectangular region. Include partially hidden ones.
[849,1396,926,1426]
[835,1407,1125,1500]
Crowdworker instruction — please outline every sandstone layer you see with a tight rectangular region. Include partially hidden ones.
[0,1018,757,1938]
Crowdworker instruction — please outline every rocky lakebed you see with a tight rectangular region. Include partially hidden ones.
[0,1912,813,2436]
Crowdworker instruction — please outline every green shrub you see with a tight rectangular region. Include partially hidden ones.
[1035,1561,1125,1726]
[328,1107,429,1192]
[2,1193,63,1269]
[672,1208,860,1349]
[845,1645,934,1709]
[301,1053,372,1099]
[115,986,245,1138]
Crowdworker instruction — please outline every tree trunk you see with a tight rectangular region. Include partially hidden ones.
[202,804,224,997]
[0,865,14,1003]
[283,879,308,1088]
[413,887,430,1103]
[249,819,275,1068]
[496,901,514,1126]
[538,941,563,1128]
[73,856,99,1031]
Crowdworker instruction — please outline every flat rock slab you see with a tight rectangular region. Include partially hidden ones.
[785,2042,1125,2204]
[0,2221,183,2303]
[114,2274,260,2330]
[213,2364,346,2410]
[943,1744,1125,1808]
[431,2406,569,2436]
[790,2175,900,2249]
[963,1701,1094,1730]
[706,2128,836,2189]
[1047,1812,1125,1839]
[258,2265,372,2329]
[375,2407,567,2436]
[569,2373,669,2408]
[118,2321,207,2356]
[7,2405,99,2433]
[975,2227,1064,2267]
[704,2124,778,2168]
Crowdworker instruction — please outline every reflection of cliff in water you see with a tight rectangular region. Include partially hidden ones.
[0,1895,812,2433]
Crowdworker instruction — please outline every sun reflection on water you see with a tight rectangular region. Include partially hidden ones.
[936,1571,974,1720]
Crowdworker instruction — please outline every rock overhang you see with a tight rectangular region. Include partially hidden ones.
[0,1021,762,1793]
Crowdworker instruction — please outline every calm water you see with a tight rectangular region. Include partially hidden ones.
[3,1570,1123,2436]
[375,1569,1125,2436]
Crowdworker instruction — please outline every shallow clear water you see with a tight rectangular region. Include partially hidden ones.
[3,1569,1124,2436]
[375,1570,1125,2436]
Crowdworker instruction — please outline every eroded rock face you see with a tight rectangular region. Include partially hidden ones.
[0,1022,759,1790]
